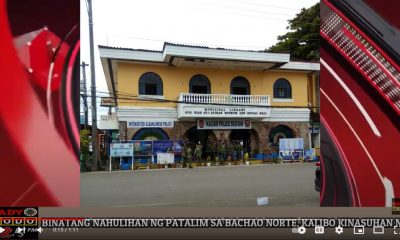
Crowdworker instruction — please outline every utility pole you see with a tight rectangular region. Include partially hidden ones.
[81,61,89,129]
[88,0,98,171]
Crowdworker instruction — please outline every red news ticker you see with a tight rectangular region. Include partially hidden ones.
[0,217,85,223]
[38,218,86,221]
[0,217,85,221]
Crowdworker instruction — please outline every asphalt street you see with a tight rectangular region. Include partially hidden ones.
[81,163,319,207]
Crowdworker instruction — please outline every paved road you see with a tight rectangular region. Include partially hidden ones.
[81,163,319,207]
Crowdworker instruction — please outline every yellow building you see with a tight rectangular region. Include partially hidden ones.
[100,43,319,154]
[307,71,320,148]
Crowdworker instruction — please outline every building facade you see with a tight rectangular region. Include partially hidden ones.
[100,43,320,155]
[307,71,320,148]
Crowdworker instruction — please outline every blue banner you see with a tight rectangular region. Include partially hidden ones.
[153,140,184,155]
[129,140,153,156]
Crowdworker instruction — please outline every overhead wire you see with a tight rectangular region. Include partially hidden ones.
[192,0,294,17]
[225,0,300,11]
[180,1,290,22]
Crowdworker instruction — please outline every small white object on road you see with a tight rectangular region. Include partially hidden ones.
[257,197,269,206]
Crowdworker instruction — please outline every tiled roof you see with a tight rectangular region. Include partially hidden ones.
[162,42,286,54]
[98,42,290,54]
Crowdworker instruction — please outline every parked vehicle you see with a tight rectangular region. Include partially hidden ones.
[314,162,321,192]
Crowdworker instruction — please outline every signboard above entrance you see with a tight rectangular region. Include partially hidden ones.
[127,120,174,128]
[197,119,251,130]
[178,105,271,119]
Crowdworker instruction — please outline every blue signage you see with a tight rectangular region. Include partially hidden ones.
[128,120,174,128]
[125,140,152,156]
[110,143,134,157]
[153,140,183,155]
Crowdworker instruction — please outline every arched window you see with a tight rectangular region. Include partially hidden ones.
[230,76,250,95]
[138,72,163,95]
[273,78,292,98]
[189,74,211,94]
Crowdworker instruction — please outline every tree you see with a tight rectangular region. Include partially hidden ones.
[268,3,320,61]
[80,129,91,171]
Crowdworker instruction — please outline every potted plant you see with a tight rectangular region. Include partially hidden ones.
[218,141,227,165]
[244,152,250,165]
[206,156,212,167]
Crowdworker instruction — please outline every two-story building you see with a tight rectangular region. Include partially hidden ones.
[99,43,319,154]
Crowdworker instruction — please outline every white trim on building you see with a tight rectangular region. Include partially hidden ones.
[278,61,320,71]
[137,95,166,100]
[272,98,294,103]
[99,48,164,62]
[116,106,310,123]
[266,108,310,122]
[163,44,290,63]
[99,43,290,64]
[117,106,178,122]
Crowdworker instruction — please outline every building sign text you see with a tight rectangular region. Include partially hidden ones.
[128,120,174,128]
[179,105,271,119]
[197,119,251,130]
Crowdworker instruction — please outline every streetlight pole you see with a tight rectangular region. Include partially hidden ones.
[81,61,89,129]
[88,0,98,171]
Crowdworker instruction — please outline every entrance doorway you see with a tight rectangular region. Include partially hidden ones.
[230,129,251,153]
[185,126,216,158]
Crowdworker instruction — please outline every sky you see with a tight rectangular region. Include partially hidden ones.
[80,0,319,123]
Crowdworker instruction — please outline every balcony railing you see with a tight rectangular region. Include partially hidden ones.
[178,93,270,106]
